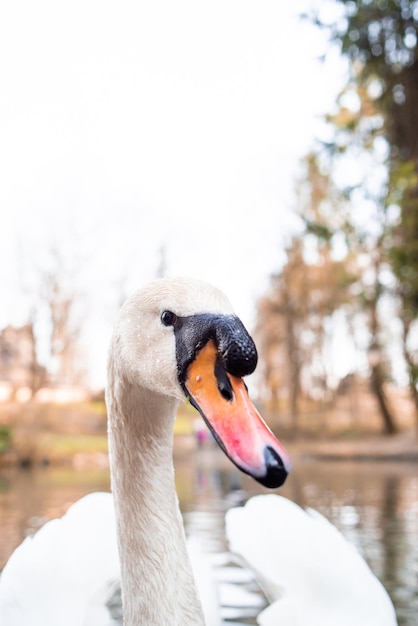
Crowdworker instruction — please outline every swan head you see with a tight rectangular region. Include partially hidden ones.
[109,276,290,489]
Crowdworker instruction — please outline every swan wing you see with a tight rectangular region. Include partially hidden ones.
[0,492,120,626]
[226,494,397,626]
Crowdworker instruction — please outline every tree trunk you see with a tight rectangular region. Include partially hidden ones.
[401,318,418,432]
[285,306,300,436]
[370,364,397,435]
[27,320,46,398]
[367,264,398,435]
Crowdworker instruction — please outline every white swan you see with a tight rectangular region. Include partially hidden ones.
[0,277,291,626]
[226,494,398,626]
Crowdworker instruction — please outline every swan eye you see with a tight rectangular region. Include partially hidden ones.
[161,310,178,327]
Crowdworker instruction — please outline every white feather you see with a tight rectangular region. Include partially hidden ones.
[226,494,397,626]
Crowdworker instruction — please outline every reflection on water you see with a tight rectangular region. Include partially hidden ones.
[0,443,417,625]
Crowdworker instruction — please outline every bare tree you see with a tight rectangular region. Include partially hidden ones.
[39,247,84,386]
[0,318,47,398]
[13,242,86,390]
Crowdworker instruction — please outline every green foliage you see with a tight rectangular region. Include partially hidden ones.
[320,3,418,256]
[338,0,418,64]
[304,219,334,242]
[389,159,418,317]
[0,427,12,453]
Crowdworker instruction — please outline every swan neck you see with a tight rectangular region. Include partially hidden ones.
[107,376,205,625]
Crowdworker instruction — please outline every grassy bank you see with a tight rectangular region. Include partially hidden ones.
[0,400,201,467]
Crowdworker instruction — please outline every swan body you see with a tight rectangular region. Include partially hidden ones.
[0,492,221,626]
[0,277,290,625]
[0,493,120,626]
[226,495,397,626]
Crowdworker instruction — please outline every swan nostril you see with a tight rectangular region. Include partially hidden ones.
[261,446,289,489]
[219,382,233,402]
[214,359,234,402]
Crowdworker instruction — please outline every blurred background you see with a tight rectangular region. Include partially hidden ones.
[0,1,417,624]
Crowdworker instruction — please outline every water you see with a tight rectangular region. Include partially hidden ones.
[0,443,417,625]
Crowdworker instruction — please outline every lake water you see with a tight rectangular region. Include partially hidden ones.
[0,441,417,625]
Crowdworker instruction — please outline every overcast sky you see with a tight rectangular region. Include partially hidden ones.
[0,0,346,385]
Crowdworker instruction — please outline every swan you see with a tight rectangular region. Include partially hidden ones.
[226,494,398,626]
[0,277,291,626]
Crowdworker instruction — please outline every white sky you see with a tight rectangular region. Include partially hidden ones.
[0,0,346,386]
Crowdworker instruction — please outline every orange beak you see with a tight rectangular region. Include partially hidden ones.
[184,341,290,488]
